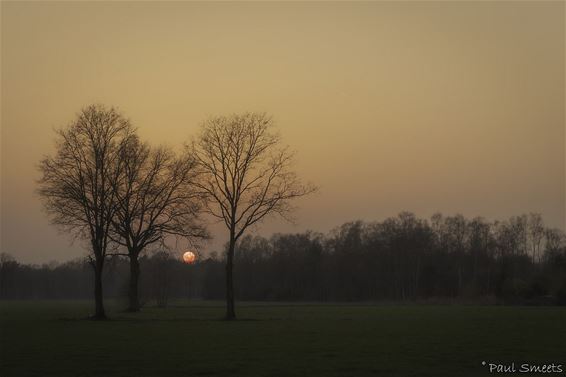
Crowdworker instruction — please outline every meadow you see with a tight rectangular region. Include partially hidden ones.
[1,300,565,377]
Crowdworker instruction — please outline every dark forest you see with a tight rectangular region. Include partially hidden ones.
[3,212,565,305]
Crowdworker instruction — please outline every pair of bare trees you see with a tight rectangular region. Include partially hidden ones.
[38,106,205,318]
[38,105,314,320]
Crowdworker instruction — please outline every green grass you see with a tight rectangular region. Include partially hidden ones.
[1,300,565,377]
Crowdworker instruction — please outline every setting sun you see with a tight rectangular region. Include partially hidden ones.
[182,251,196,264]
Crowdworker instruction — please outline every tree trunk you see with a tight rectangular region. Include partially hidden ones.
[93,261,106,320]
[226,235,236,320]
[457,265,462,297]
[414,256,420,299]
[128,252,141,312]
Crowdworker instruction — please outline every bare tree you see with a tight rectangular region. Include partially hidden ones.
[37,104,133,319]
[108,137,207,312]
[0,253,17,299]
[191,112,316,319]
[527,213,545,263]
[150,250,176,308]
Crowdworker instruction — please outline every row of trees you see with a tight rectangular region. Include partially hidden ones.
[0,251,200,305]
[2,213,565,304]
[37,105,313,319]
[226,213,566,303]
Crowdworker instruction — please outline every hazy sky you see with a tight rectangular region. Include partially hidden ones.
[1,1,564,264]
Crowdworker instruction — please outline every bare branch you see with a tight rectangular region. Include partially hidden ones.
[191,112,317,244]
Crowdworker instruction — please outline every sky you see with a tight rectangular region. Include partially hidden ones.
[1,1,564,264]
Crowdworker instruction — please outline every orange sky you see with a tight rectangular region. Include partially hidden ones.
[1,1,564,263]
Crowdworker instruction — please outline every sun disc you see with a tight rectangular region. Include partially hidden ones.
[183,251,196,264]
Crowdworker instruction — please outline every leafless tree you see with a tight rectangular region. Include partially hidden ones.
[108,137,207,312]
[37,104,133,319]
[150,250,176,308]
[191,112,316,319]
[527,213,545,263]
[545,228,564,256]
[0,253,16,299]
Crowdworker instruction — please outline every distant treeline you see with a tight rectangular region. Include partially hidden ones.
[2,212,566,305]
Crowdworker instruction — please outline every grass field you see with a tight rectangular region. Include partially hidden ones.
[1,300,565,377]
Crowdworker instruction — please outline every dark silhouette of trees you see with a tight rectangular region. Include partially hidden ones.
[37,105,134,319]
[147,250,176,308]
[0,253,17,299]
[2,213,565,305]
[527,213,545,263]
[191,112,316,320]
[108,136,207,312]
[28,106,566,310]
